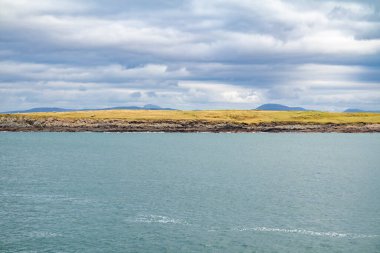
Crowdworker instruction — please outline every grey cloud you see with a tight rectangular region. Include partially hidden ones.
[129,91,142,98]
[0,0,380,111]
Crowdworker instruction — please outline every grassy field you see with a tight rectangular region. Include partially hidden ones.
[3,110,380,124]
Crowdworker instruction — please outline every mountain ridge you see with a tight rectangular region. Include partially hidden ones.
[344,108,380,113]
[255,103,307,111]
[4,104,175,113]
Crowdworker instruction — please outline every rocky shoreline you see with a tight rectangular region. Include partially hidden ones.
[1,116,380,133]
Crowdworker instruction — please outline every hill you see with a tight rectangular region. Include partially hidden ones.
[5,107,72,113]
[255,104,307,111]
[344,108,380,113]
[4,104,175,113]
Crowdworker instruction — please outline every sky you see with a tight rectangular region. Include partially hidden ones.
[0,0,380,111]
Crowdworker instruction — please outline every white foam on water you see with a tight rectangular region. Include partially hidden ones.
[233,226,379,239]
[29,231,62,238]
[127,214,187,225]
[2,192,93,204]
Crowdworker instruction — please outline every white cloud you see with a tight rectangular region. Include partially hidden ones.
[0,0,380,111]
[0,61,190,82]
[2,0,380,60]
[178,81,262,104]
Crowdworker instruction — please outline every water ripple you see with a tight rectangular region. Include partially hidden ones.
[232,226,379,239]
[126,214,188,225]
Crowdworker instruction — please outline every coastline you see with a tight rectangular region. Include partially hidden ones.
[1,115,380,133]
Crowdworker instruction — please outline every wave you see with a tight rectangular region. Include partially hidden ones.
[232,226,379,239]
[127,214,187,225]
[28,231,62,238]
[0,192,93,204]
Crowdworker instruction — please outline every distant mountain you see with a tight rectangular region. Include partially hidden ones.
[143,104,161,109]
[103,104,175,110]
[4,104,176,113]
[344,108,380,113]
[255,104,307,111]
[5,107,73,113]
[102,106,144,110]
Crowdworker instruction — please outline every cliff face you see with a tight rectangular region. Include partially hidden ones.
[1,115,380,133]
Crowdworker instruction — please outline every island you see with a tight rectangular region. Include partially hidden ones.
[1,110,380,133]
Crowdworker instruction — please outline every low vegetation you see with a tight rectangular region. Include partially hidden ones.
[2,110,380,124]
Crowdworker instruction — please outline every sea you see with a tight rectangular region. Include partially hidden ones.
[0,132,379,252]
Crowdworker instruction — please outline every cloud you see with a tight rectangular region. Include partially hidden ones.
[0,61,189,83]
[178,81,263,105]
[0,0,379,111]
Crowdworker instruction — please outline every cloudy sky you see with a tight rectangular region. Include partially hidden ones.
[1,0,380,111]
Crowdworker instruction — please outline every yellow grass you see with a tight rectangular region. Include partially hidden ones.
[3,110,380,124]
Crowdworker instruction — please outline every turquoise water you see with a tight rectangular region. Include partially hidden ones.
[0,133,380,252]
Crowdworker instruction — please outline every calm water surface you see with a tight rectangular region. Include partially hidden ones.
[0,133,380,252]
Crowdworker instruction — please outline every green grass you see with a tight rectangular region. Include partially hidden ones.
[2,110,380,124]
